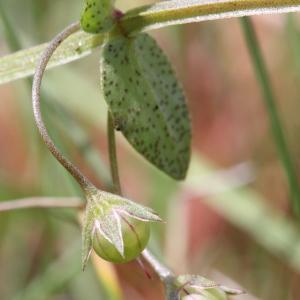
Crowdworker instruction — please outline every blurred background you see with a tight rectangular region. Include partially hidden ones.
[1,0,300,299]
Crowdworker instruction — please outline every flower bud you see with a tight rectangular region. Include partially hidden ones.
[82,187,161,269]
[93,215,150,263]
[80,0,115,34]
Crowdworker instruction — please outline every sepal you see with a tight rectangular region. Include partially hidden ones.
[176,274,244,300]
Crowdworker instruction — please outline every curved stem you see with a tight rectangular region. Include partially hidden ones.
[32,21,93,191]
[32,23,179,298]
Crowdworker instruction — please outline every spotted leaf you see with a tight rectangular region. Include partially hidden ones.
[100,33,191,180]
[80,0,115,33]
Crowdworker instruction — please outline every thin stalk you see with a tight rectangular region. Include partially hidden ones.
[240,17,300,216]
[32,21,94,191]
[106,107,178,300]
[0,197,83,212]
[142,249,178,300]
[107,112,122,194]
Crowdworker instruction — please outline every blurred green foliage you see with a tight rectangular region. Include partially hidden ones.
[1,1,300,300]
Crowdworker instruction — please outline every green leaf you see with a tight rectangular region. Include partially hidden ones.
[2,1,300,85]
[177,275,219,291]
[176,274,243,299]
[219,286,244,295]
[82,200,95,270]
[101,33,191,179]
[182,290,227,300]
[80,0,115,34]
[118,202,162,222]
[99,191,162,222]
[182,295,204,300]
[96,205,125,257]
[122,0,300,34]
[0,30,105,85]
[92,190,162,223]
[198,289,227,300]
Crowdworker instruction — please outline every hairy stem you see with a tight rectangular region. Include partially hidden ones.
[240,17,300,216]
[106,106,179,300]
[142,250,179,300]
[107,112,122,194]
[0,197,83,212]
[32,21,94,191]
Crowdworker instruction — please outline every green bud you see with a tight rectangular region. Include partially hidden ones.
[80,0,115,34]
[93,215,150,263]
[82,187,161,269]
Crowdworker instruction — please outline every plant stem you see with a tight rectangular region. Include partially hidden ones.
[32,21,179,298]
[240,17,300,216]
[107,112,122,194]
[142,250,179,300]
[32,21,94,192]
[106,107,178,300]
[0,197,83,212]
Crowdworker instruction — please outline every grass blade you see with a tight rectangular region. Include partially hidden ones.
[0,31,104,84]
[240,17,300,217]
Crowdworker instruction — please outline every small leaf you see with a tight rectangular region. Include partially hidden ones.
[177,275,243,299]
[177,275,219,291]
[97,191,162,222]
[198,289,227,300]
[118,204,162,222]
[182,290,228,300]
[82,200,95,270]
[100,33,191,180]
[219,286,244,295]
[95,208,124,256]
[80,0,115,33]
[182,295,205,300]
